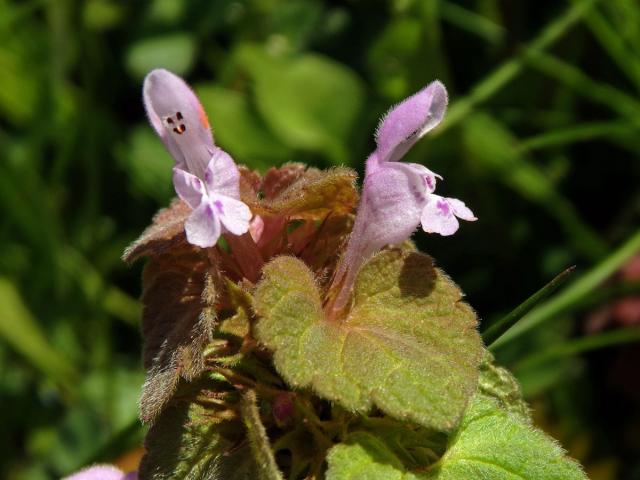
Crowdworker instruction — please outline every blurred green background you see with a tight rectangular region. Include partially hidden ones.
[1,0,640,478]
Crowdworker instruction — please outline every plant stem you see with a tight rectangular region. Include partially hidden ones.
[484,266,575,347]
[492,230,640,350]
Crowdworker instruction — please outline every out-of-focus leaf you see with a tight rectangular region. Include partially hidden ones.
[254,250,482,431]
[439,1,505,44]
[0,41,39,125]
[195,85,291,170]
[0,278,76,387]
[268,0,323,51]
[442,0,598,131]
[367,18,423,98]
[83,0,123,31]
[126,33,196,79]
[236,45,364,164]
[118,125,174,203]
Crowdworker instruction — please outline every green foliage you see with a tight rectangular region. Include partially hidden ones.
[2,0,640,477]
[254,250,482,431]
[236,45,365,164]
[326,394,587,480]
[139,400,226,479]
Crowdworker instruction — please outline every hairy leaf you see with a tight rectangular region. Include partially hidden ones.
[254,249,482,431]
[250,167,358,220]
[478,351,529,420]
[139,390,259,480]
[327,432,418,480]
[122,198,190,263]
[326,396,586,480]
[138,247,216,423]
[425,395,587,479]
[139,401,227,480]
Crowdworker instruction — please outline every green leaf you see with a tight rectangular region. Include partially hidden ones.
[477,352,529,420]
[251,167,358,220]
[195,85,291,170]
[236,45,364,164]
[254,249,482,431]
[118,125,174,203]
[139,401,226,480]
[327,395,586,480]
[424,395,587,479]
[0,277,77,388]
[326,432,419,480]
[138,248,217,423]
[126,33,196,79]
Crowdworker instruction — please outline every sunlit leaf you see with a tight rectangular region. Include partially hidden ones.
[254,249,482,431]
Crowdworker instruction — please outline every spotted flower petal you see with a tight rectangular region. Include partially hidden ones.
[143,68,214,179]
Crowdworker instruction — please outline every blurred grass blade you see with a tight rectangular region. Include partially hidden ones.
[0,277,77,387]
[519,120,639,152]
[579,2,640,91]
[515,328,640,371]
[575,280,640,313]
[492,230,640,350]
[441,0,598,132]
[485,266,575,347]
[527,52,640,121]
[439,1,505,44]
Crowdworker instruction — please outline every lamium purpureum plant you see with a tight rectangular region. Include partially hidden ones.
[70,68,589,480]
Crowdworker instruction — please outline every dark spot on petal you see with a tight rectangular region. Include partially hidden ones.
[436,199,451,216]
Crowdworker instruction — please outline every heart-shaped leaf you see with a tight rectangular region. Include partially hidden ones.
[254,249,483,431]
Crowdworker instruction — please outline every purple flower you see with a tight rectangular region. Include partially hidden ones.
[63,465,137,480]
[421,194,476,236]
[331,81,476,311]
[143,69,251,248]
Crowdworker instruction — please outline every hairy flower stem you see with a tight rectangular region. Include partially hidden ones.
[224,232,264,283]
[241,390,284,480]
